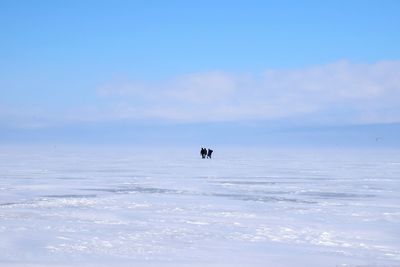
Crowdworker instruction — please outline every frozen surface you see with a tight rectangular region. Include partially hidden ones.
[0,146,399,267]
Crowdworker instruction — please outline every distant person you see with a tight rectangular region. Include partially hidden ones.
[200,147,206,159]
[203,148,207,158]
[207,148,213,159]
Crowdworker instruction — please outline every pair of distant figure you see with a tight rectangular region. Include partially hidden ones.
[200,148,213,159]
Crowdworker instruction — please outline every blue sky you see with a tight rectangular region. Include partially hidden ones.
[1,0,400,145]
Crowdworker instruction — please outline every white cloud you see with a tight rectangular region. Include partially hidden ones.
[82,60,400,124]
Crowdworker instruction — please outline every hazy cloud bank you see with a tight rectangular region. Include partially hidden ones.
[2,60,399,128]
[92,60,400,124]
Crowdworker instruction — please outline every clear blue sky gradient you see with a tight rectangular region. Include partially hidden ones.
[1,0,400,145]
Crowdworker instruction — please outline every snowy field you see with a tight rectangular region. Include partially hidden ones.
[0,146,399,267]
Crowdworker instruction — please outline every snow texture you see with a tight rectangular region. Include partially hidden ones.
[0,146,399,267]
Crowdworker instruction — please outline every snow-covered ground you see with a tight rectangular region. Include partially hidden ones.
[0,146,399,267]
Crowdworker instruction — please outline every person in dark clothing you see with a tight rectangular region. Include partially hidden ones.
[207,148,213,159]
[200,147,206,158]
